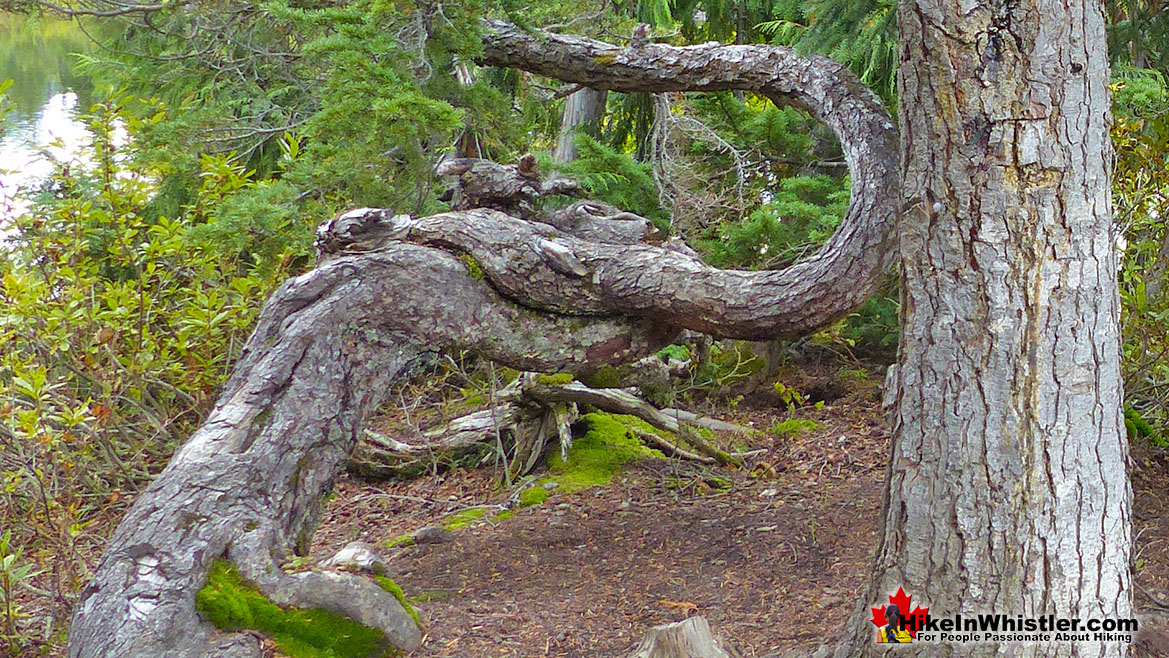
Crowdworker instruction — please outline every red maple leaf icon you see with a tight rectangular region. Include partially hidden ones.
[869,587,929,638]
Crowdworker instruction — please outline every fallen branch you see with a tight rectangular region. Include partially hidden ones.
[633,429,716,464]
[524,381,742,466]
[351,376,750,477]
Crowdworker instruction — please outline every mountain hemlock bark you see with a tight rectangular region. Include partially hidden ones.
[837,1,1131,656]
[64,4,1130,657]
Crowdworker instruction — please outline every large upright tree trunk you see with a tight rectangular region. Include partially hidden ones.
[840,1,1131,656]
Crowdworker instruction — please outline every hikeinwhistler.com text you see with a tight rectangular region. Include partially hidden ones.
[908,614,1138,644]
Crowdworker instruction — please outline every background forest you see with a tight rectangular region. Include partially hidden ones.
[1,0,1168,655]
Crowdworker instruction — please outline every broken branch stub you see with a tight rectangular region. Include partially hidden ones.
[628,617,743,658]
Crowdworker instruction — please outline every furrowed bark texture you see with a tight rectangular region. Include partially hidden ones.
[67,246,668,658]
[69,23,901,658]
[840,1,1131,656]
[479,21,900,338]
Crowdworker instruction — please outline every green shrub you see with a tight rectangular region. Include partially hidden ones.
[0,100,290,614]
[699,175,849,269]
[1126,406,1167,446]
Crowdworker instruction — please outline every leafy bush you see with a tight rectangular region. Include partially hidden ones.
[1113,67,1169,437]
[0,99,291,647]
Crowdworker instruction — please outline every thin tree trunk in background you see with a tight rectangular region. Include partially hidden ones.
[840,0,1132,656]
[451,62,484,159]
[554,86,607,162]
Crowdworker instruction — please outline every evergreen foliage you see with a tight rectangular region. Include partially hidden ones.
[699,174,848,269]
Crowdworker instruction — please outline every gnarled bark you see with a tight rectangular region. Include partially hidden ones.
[67,24,898,658]
[479,20,900,338]
[67,244,670,658]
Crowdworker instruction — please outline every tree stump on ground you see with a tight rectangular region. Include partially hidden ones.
[628,616,742,658]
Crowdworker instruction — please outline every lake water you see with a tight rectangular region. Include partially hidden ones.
[0,15,97,220]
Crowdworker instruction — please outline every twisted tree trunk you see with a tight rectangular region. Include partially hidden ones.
[67,8,1130,657]
[67,24,898,658]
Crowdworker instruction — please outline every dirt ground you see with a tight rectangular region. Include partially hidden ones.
[304,368,1169,658]
[313,383,889,658]
[15,364,1169,657]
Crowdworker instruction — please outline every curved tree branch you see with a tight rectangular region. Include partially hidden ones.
[477,21,901,336]
[68,22,899,658]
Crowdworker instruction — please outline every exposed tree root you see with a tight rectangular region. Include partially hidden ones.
[350,375,754,479]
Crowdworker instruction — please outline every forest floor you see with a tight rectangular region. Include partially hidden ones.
[16,361,1169,657]
[304,362,1169,658]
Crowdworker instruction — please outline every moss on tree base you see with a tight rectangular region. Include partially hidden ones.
[196,560,399,658]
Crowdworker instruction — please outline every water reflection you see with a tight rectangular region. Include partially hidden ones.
[0,15,96,220]
[0,91,93,215]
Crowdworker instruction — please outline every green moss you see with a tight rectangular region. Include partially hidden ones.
[493,509,515,521]
[577,365,622,389]
[770,418,822,438]
[546,412,664,493]
[695,426,717,441]
[442,507,488,531]
[705,475,732,490]
[458,253,485,280]
[384,534,414,549]
[408,589,454,603]
[196,560,394,658]
[374,576,421,628]
[518,487,549,507]
[593,53,617,64]
[536,373,575,386]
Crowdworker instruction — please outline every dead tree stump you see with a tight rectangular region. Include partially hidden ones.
[628,617,742,658]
